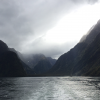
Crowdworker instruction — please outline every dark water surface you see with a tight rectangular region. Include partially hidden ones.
[0,77,100,100]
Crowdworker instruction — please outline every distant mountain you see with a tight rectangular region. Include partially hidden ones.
[26,54,47,68]
[46,20,100,76]
[23,54,56,75]
[33,59,52,75]
[0,40,26,77]
[9,48,56,75]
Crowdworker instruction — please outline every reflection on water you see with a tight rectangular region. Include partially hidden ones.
[0,77,100,100]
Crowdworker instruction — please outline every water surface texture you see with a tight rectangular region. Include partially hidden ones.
[0,77,100,100]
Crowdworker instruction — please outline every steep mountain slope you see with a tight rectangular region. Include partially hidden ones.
[9,48,34,76]
[9,48,56,75]
[0,40,26,77]
[9,48,25,61]
[80,20,100,44]
[46,20,100,76]
[0,40,8,54]
[73,33,100,76]
[47,42,88,76]
[0,51,26,77]
[20,61,35,76]
[47,57,56,66]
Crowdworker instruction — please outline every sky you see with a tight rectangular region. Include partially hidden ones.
[0,0,100,58]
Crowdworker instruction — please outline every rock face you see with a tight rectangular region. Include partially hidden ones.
[47,20,100,76]
[0,40,26,77]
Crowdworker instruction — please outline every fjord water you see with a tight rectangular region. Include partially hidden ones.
[0,77,100,100]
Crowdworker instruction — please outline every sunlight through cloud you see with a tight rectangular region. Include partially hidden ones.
[44,3,100,45]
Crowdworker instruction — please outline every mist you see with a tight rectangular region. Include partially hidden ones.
[0,0,100,58]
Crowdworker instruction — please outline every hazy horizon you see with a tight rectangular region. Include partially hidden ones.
[0,0,100,58]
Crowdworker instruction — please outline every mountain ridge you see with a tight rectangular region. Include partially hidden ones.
[45,20,100,76]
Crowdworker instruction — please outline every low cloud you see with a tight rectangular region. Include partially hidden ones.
[0,0,99,58]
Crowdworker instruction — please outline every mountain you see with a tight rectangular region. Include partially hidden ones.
[9,48,25,61]
[46,42,88,76]
[80,20,100,44]
[9,48,34,76]
[33,59,52,75]
[9,48,56,75]
[0,40,8,54]
[75,33,100,76]
[47,57,56,66]
[26,54,47,68]
[23,54,56,75]
[0,40,26,77]
[46,20,100,76]
[0,51,26,77]
[24,54,56,68]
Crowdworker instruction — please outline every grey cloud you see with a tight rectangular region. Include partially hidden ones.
[0,0,33,49]
[85,0,99,4]
[22,36,76,58]
[71,0,99,4]
[0,0,99,58]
